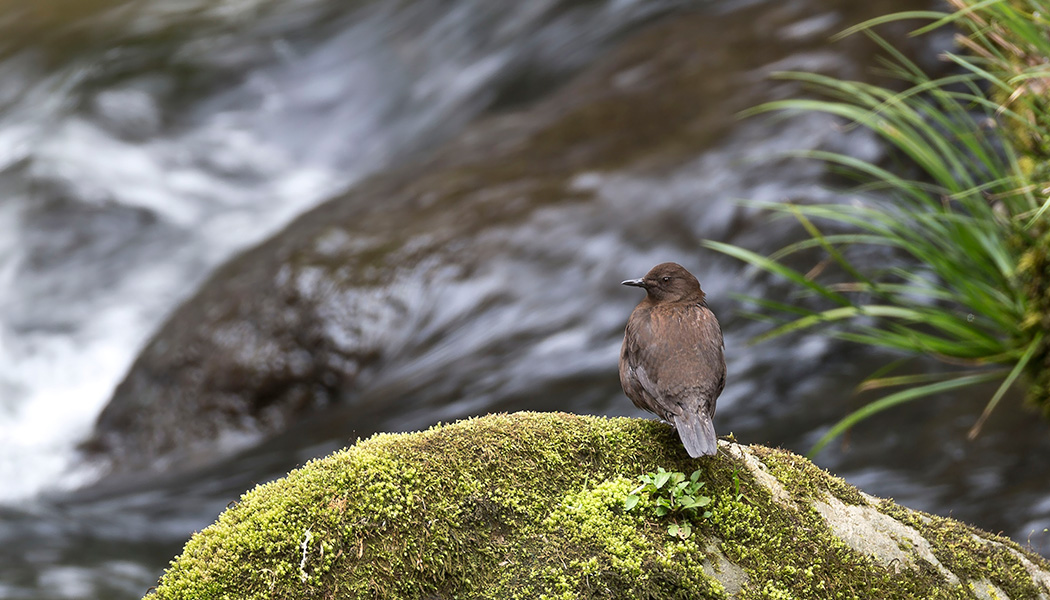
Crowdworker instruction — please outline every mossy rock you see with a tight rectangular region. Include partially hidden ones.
[145,412,1050,599]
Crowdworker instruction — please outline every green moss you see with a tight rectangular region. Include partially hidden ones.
[706,447,967,600]
[879,501,1045,600]
[147,413,702,599]
[145,413,1050,599]
[492,477,727,599]
[750,445,867,506]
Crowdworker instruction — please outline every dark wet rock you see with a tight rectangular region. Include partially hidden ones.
[81,1,939,475]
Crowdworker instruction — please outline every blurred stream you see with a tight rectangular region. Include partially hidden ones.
[1,0,1047,597]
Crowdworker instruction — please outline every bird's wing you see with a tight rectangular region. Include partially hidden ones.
[621,308,665,415]
[640,303,725,416]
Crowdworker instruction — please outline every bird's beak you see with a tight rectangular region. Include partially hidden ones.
[621,278,646,288]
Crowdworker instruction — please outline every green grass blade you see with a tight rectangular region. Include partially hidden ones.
[702,240,852,307]
[808,371,1008,456]
[967,332,1045,439]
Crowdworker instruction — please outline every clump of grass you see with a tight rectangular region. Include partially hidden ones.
[707,0,1050,454]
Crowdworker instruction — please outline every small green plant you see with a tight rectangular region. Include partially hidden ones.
[731,466,745,503]
[623,468,712,539]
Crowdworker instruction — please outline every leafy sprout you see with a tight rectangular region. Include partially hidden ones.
[624,468,712,539]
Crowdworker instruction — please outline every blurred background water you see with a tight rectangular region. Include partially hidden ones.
[1,0,1048,597]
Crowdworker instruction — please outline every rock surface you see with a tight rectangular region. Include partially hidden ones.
[145,412,1050,599]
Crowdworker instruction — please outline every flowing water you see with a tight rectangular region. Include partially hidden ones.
[1,0,1047,597]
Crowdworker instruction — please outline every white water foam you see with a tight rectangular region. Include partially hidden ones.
[0,0,670,501]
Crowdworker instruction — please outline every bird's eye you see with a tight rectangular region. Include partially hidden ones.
[662,276,671,282]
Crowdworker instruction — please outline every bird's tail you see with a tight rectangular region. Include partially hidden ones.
[673,410,717,458]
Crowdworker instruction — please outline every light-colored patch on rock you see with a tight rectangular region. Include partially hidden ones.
[721,441,793,507]
[970,578,1010,600]
[812,494,960,586]
[701,539,748,596]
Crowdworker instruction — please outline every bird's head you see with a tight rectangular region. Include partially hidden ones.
[622,262,705,304]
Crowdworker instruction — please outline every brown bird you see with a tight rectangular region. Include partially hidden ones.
[619,262,726,457]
